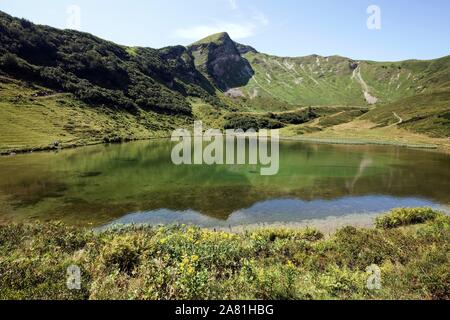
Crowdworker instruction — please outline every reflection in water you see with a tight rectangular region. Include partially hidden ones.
[347,156,373,192]
[105,196,446,228]
[0,140,448,227]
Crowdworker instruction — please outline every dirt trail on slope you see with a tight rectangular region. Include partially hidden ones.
[352,66,378,104]
[387,112,403,127]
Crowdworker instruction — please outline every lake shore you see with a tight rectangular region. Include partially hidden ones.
[280,136,440,150]
[0,135,171,156]
[213,212,379,236]
[1,208,448,300]
[1,128,449,157]
[281,120,450,154]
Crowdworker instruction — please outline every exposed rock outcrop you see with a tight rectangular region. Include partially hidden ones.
[188,32,254,91]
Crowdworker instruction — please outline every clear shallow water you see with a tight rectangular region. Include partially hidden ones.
[105,196,445,229]
[0,140,448,228]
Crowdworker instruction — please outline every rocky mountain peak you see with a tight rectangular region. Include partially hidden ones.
[191,32,233,47]
[188,33,254,91]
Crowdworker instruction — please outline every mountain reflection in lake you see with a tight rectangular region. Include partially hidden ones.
[0,140,448,228]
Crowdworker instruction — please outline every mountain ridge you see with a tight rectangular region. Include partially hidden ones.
[1,9,449,108]
[0,10,449,153]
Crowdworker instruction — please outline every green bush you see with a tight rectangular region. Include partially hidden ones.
[375,208,442,229]
[223,108,317,131]
[99,235,142,274]
[248,227,323,243]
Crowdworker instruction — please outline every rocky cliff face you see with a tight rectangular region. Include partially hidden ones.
[234,42,258,55]
[188,32,254,91]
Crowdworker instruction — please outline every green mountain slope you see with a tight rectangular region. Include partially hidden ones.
[0,76,192,153]
[0,11,225,115]
[362,90,450,137]
[189,34,450,139]
[0,10,449,153]
[239,52,450,108]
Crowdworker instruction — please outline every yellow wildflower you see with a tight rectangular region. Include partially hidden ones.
[187,266,195,275]
[287,260,296,270]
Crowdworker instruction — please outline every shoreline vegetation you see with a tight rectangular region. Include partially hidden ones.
[1,130,448,157]
[0,136,170,156]
[281,137,439,149]
[1,208,449,300]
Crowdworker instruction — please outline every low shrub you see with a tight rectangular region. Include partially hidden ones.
[0,211,449,300]
[375,207,442,229]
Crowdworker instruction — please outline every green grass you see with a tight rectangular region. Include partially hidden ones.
[0,208,448,300]
[240,51,450,109]
[191,32,230,46]
[362,90,450,138]
[281,137,435,148]
[318,109,368,128]
[190,97,226,129]
[0,78,191,153]
[124,46,139,57]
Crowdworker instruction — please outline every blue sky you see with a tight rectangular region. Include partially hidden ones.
[1,0,449,61]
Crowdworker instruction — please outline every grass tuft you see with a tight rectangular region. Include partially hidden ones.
[375,207,443,229]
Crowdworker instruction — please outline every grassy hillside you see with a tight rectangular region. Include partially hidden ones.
[1,208,448,300]
[239,52,450,108]
[0,10,224,115]
[0,76,190,153]
[241,53,365,106]
[233,50,450,141]
[362,90,450,137]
